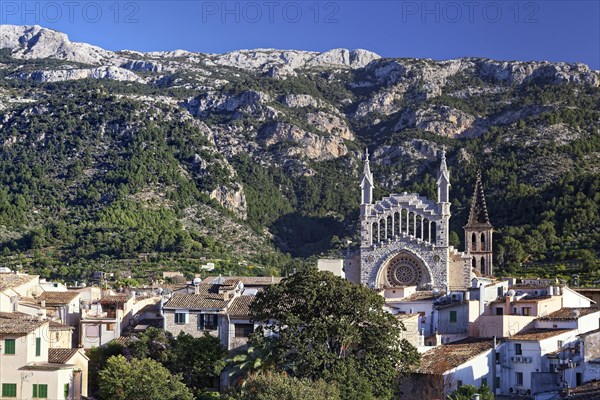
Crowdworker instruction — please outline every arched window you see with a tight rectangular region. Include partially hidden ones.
[372,222,378,244]
[481,256,486,274]
[380,219,386,242]
[481,233,486,251]
[387,215,393,239]
[472,257,477,270]
[401,209,408,233]
[394,212,401,237]
[408,212,415,237]
[471,232,477,250]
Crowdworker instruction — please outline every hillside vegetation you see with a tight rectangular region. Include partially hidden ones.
[0,26,599,284]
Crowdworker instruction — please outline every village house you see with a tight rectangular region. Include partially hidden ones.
[0,319,87,399]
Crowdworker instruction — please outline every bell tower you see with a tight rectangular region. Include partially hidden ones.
[464,170,493,276]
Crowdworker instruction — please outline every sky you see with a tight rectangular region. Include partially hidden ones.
[1,0,599,69]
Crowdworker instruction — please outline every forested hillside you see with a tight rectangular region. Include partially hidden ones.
[0,26,598,284]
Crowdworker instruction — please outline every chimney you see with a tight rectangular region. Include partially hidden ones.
[194,285,200,295]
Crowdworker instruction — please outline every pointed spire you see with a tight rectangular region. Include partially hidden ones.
[437,146,450,204]
[362,148,374,185]
[438,145,449,181]
[360,148,374,205]
[467,170,492,226]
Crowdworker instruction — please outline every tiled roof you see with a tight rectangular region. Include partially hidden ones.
[568,380,600,399]
[0,319,47,335]
[0,311,33,320]
[201,276,282,286]
[100,295,130,304]
[48,348,79,364]
[0,273,37,292]
[417,338,494,374]
[538,307,600,321]
[507,328,573,341]
[164,293,228,310]
[49,321,73,330]
[395,313,419,321]
[395,291,437,302]
[37,291,79,305]
[229,296,255,317]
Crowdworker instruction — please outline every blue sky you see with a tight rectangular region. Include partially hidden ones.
[1,1,599,68]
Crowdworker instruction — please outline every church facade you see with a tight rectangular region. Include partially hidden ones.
[352,149,492,292]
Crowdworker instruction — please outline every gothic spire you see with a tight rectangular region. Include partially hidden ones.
[360,148,374,205]
[437,146,450,204]
[467,170,492,226]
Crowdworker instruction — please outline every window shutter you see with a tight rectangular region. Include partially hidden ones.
[199,314,205,330]
[39,384,48,398]
[36,338,41,356]
[3,383,17,397]
[64,383,69,398]
[4,339,16,355]
[33,384,38,398]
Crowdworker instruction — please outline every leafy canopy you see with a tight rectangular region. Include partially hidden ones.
[249,268,419,399]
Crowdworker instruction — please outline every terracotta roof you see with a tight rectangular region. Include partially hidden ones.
[164,293,228,310]
[38,291,79,305]
[417,338,494,374]
[229,296,255,317]
[0,319,47,335]
[538,307,600,321]
[110,336,130,346]
[507,329,573,341]
[0,311,33,320]
[201,276,282,286]
[395,291,437,302]
[0,274,37,292]
[100,295,130,304]
[48,348,79,364]
[49,321,73,331]
[568,380,600,399]
[395,313,419,321]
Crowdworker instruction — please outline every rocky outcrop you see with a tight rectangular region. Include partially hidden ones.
[210,183,248,219]
[15,66,144,83]
[188,90,271,116]
[122,60,164,73]
[306,111,354,140]
[1,25,115,65]
[395,106,476,138]
[477,60,599,86]
[261,122,348,160]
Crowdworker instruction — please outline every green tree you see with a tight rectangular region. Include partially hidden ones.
[447,384,493,400]
[233,371,340,400]
[98,355,193,400]
[249,268,419,399]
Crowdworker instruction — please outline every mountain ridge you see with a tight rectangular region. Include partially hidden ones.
[0,25,598,285]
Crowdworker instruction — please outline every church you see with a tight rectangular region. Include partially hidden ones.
[347,148,493,292]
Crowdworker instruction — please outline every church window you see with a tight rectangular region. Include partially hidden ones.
[481,233,486,250]
[471,233,477,250]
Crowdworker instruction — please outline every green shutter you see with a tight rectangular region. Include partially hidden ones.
[33,384,38,398]
[39,384,48,398]
[450,311,457,323]
[2,383,17,397]
[4,338,16,354]
[36,337,41,356]
[64,383,70,398]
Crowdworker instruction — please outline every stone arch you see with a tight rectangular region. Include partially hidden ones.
[471,232,477,250]
[374,249,434,289]
[394,211,400,237]
[481,256,486,274]
[481,233,486,251]
[379,218,385,242]
[387,214,393,239]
